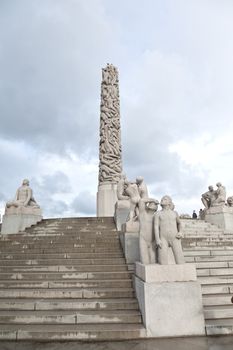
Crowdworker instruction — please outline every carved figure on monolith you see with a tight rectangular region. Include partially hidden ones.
[154,195,185,264]
[139,198,159,264]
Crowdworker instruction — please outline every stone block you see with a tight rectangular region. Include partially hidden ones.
[120,224,140,264]
[135,264,205,337]
[114,200,130,231]
[135,262,197,282]
[1,207,42,235]
[205,206,233,231]
[97,183,117,217]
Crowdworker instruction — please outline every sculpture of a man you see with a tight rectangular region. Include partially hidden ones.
[136,176,149,199]
[201,186,215,209]
[117,174,129,200]
[139,198,159,264]
[6,179,40,209]
[125,180,141,222]
[154,195,185,265]
[212,182,226,207]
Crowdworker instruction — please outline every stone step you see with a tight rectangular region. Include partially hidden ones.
[0,241,121,248]
[0,264,129,273]
[184,249,233,256]
[197,268,233,277]
[188,256,233,262]
[0,288,135,299]
[0,323,146,340]
[0,252,124,260]
[205,318,233,336]
[0,247,124,254]
[1,234,120,241]
[203,294,233,306]
[195,262,229,269]
[0,257,126,266]
[0,309,142,325]
[198,276,233,285]
[204,305,233,320]
[0,270,132,281]
[0,298,139,311]
[202,284,233,294]
[0,279,132,289]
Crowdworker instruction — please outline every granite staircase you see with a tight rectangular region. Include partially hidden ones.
[0,217,145,341]
[182,219,233,335]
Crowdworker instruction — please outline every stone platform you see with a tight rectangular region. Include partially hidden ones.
[135,263,205,338]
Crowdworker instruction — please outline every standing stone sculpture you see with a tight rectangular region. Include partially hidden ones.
[136,176,149,199]
[117,174,129,200]
[154,195,185,264]
[1,179,42,234]
[138,198,159,264]
[97,64,123,216]
[125,180,141,222]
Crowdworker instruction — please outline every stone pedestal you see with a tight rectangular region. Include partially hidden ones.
[205,206,233,231]
[97,183,117,217]
[135,263,205,337]
[1,207,42,235]
[120,221,140,264]
[114,200,130,231]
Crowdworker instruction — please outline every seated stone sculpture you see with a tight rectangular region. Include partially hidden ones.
[6,179,40,210]
[201,185,215,209]
[211,182,226,207]
[138,198,159,264]
[154,195,185,265]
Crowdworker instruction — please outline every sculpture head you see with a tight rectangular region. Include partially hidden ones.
[136,176,144,185]
[160,195,173,209]
[22,179,29,186]
[216,182,222,188]
[208,185,214,191]
[146,199,159,212]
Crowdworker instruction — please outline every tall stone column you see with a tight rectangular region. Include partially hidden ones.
[97,64,122,217]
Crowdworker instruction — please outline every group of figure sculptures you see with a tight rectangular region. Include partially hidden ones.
[98,64,122,184]
[117,175,185,265]
[201,182,233,209]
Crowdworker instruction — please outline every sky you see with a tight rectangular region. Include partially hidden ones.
[1,0,233,219]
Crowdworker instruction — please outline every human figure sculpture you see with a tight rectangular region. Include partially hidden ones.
[125,180,141,222]
[154,195,185,265]
[139,198,159,264]
[117,174,129,200]
[201,186,215,209]
[227,196,233,207]
[136,176,149,199]
[212,182,226,207]
[6,179,40,209]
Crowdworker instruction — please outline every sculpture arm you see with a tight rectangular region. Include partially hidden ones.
[154,213,162,247]
[24,188,32,206]
[14,189,19,201]
[176,212,183,239]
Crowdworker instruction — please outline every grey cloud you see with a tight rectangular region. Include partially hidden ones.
[71,191,96,216]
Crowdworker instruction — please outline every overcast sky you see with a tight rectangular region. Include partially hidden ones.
[1,0,233,219]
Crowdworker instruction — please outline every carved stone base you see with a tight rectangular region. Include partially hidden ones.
[97,183,117,217]
[114,200,130,231]
[135,263,205,337]
[205,206,233,231]
[1,207,42,234]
